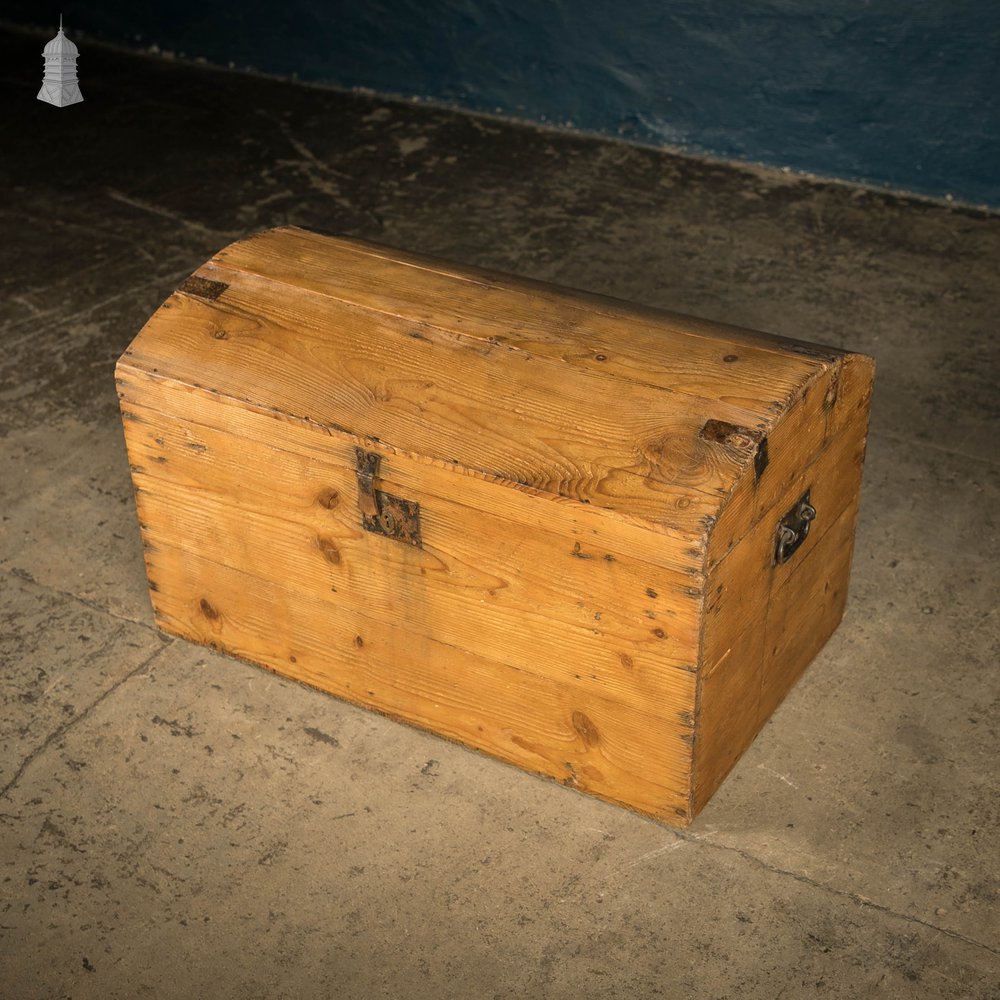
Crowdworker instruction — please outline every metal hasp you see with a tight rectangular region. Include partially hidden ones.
[775,490,817,565]
[354,447,422,547]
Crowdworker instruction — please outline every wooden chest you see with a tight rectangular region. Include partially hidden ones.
[116,226,875,826]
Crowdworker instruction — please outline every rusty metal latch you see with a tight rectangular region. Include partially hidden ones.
[354,448,422,547]
[775,491,816,565]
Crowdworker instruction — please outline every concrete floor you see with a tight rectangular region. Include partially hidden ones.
[1,24,998,1000]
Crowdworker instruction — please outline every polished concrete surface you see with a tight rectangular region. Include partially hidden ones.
[1,25,998,1000]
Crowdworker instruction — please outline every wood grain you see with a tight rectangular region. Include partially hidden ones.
[692,350,874,813]
[214,227,830,418]
[124,400,702,711]
[703,410,871,668]
[127,272,763,527]
[144,540,695,822]
[757,496,859,726]
[691,624,766,811]
[117,366,709,563]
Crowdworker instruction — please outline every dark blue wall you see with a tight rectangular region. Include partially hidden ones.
[14,1,1000,206]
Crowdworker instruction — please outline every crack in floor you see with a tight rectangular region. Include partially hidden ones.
[2,265,197,345]
[876,427,1000,470]
[105,188,243,241]
[0,639,173,801]
[2,565,161,637]
[676,829,1000,956]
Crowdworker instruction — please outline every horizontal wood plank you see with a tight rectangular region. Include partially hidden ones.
[124,400,702,713]
[144,539,695,822]
[214,227,828,419]
[117,365,712,557]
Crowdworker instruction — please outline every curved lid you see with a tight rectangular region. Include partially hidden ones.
[120,227,845,538]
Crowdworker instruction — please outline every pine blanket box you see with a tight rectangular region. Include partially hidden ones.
[116,226,875,826]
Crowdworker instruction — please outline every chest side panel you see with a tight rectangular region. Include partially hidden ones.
[118,369,703,824]
[693,353,875,813]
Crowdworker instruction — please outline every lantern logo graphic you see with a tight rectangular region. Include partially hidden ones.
[38,15,84,108]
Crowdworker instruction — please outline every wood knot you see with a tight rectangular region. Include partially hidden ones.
[317,488,340,510]
[571,710,599,748]
[700,419,762,451]
[619,653,634,671]
[316,537,341,564]
[199,598,219,620]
